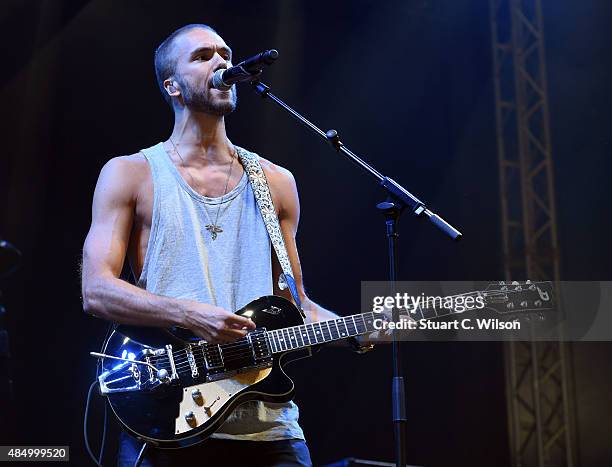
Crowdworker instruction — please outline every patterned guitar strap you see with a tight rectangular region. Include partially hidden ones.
[237,148,305,317]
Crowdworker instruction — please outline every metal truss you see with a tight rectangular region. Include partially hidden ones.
[489,0,577,466]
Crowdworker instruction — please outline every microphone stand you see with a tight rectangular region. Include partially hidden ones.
[250,80,462,467]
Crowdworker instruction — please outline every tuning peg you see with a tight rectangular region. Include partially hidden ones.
[512,281,519,285]
[525,280,532,284]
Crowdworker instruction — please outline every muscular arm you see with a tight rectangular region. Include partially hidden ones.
[81,156,254,343]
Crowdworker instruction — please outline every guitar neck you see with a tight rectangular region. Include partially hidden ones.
[265,285,543,353]
[267,312,378,353]
[266,292,480,353]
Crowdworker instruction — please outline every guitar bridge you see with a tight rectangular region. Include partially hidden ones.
[98,347,169,394]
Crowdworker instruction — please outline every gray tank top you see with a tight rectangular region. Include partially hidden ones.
[137,142,304,441]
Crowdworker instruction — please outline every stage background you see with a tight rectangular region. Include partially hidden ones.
[1,1,611,465]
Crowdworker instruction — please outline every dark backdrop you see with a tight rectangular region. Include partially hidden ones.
[0,1,611,466]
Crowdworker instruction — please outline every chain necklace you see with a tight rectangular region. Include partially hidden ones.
[169,138,236,240]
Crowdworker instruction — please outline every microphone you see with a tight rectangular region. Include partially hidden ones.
[211,49,279,91]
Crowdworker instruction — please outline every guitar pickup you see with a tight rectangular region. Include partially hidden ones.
[248,328,272,361]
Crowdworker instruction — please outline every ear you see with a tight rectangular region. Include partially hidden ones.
[163,78,180,97]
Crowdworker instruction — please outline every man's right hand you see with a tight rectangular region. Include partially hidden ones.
[181,300,256,344]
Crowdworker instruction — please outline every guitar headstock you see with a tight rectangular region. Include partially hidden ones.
[483,280,555,316]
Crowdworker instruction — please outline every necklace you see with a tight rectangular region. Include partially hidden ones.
[169,138,236,240]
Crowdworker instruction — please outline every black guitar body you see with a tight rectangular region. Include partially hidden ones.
[98,296,310,448]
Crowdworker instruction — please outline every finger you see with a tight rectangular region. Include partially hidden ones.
[228,322,254,331]
[219,327,249,341]
[228,315,256,330]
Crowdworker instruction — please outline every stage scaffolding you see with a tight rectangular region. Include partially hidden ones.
[489,1,577,466]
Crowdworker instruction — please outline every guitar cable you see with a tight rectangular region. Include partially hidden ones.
[84,323,113,467]
[84,379,106,467]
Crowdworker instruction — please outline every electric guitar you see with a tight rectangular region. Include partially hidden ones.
[92,281,553,448]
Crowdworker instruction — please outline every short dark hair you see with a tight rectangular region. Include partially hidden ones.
[154,24,218,106]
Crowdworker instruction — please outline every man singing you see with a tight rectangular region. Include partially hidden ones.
[81,24,365,466]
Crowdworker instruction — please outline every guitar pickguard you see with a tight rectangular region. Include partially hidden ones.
[175,367,273,435]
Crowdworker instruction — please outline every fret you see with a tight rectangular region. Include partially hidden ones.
[292,327,301,348]
[362,312,376,332]
[279,330,286,351]
[288,327,298,348]
[351,315,360,333]
[275,329,287,351]
[353,314,368,334]
[345,316,357,335]
[307,323,317,344]
[269,331,277,353]
[268,311,398,353]
[322,321,330,341]
[282,328,292,349]
[295,326,306,347]
[268,331,275,353]
[329,320,340,340]
[314,322,324,343]
[322,322,332,342]
[298,325,311,346]
[337,318,350,338]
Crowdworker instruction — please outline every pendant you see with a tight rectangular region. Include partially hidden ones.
[205,224,223,240]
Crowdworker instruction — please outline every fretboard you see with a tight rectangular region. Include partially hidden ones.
[266,312,378,353]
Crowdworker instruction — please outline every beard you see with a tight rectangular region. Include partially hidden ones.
[177,76,237,116]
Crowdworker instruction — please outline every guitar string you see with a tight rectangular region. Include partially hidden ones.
[128,290,540,367]
[120,288,545,374]
[167,327,365,370]
[154,305,518,375]
[164,315,373,360]
[162,314,372,356]
[126,289,533,369]
[122,292,540,374]
[160,327,372,373]
[152,321,371,373]
[162,305,532,374]
[167,321,366,364]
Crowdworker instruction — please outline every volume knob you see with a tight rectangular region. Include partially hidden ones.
[184,411,197,427]
[192,389,204,406]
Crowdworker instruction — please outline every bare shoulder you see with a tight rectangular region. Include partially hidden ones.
[100,152,148,178]
[95,152,150,203]
[257,156,299,220]
[258,156,297,192]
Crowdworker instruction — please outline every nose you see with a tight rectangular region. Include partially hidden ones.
[213,53,231,72]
